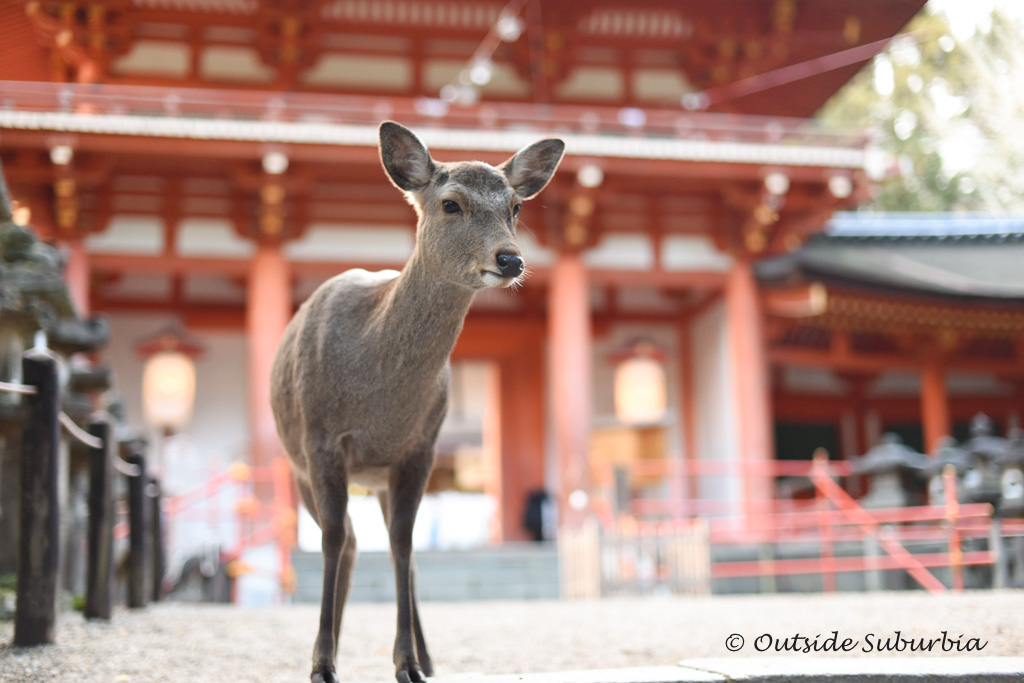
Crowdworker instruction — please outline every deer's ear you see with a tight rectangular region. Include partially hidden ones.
[499,139,565,200]
[379,121,435,192]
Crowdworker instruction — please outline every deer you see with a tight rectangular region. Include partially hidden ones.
[270,121,564,683]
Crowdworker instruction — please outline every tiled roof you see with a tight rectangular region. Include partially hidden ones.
[758,213,1024,301]
[824,212,1024,241]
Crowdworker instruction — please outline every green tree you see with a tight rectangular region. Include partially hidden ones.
[819,6,1024,212]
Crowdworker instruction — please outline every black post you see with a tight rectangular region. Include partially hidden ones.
[84,414,115,620]
[148,476,165,602]
[14,349,61,646]
[126,446,149,609]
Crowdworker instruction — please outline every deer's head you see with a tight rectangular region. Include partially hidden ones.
[379,121,564,290]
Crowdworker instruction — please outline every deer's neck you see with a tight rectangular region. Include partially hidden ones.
[376,249,475,370]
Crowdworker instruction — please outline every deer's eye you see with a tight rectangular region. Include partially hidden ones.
[442,200,461,214]
[512,203,522,218]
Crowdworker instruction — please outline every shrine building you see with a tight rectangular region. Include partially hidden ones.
[6,0,1017,551]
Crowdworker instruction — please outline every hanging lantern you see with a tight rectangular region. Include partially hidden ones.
[612,340,667,425]
[137,329,203,433]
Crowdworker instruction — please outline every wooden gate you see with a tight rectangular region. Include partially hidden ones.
[559,517,711,598]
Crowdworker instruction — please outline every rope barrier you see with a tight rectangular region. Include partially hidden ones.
[0,380,37,395]
[58,412,104,450]
[113,455,142,478]
[57,412,143,477]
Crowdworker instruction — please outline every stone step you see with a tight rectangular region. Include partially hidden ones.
[430,658,1024,683]
[292,544,561,603]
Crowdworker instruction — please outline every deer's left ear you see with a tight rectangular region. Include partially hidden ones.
[499,139,565,200]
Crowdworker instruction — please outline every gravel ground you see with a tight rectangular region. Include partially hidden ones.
[2,592,1023,682]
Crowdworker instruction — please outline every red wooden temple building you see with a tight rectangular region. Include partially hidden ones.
[6,0,1020,561]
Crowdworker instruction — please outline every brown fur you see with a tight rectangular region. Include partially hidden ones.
[270,121,563,683]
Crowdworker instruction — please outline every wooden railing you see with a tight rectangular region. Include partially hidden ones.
[9,351,163,646]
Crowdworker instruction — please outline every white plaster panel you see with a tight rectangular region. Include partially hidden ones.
[200,46,275,82]
[285,224,414,262]
[303,54,411,89]
[583,233,654,270]
[947,372,1014,396]
[183,274,247,304]
[86,215,164,254]
[556,66,624,100]
[633,68,694,101]
[100,274,172,300]
[178,218,254,257]
[869,371,920,397]
[615,287,678,313]
[423,59,530,96]
[783,366,848,396]
[662,235,733,272]
[690,302,742,514]
[111,41,190,77]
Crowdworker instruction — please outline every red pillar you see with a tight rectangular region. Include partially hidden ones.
[247,244,291,489]
[549,250,592,526]
[497,342,546,541]
[921,354,950,454]
[677,318,698,510]
[64,238,89,316]
[725,260,774,520]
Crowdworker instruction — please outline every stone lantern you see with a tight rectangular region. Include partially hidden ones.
[997,429,1024,518]
[852,433,929,508]
[959,414,1007,507]
[925,437,973,506]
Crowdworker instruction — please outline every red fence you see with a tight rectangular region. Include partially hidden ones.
[584,450,1024,595]
[153,458,297,602]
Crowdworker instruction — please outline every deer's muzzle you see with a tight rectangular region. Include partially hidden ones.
[495,252,525,279]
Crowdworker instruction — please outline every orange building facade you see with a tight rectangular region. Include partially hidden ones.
[8,0,1013,546]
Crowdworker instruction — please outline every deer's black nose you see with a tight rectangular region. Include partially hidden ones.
[496,253,524,278]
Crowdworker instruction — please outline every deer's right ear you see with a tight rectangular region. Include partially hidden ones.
[379,121,434,192]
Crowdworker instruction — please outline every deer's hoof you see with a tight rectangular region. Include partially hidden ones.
[396,665,427,683]
[420,659,434,678]
[312,670,340,683]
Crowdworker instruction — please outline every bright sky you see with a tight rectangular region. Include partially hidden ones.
[928,0,1024,40]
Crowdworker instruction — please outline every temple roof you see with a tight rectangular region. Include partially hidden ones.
[757,212,1024,301]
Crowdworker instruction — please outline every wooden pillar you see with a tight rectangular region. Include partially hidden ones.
[125,447,149,609]
[677,317,698,510]
[15,350,61,646]
[921,353,950,454]
[246,244,291,486]
[725,260,774,520]
[85,414,115,621]
[549,250,592,526]
[64,238,89,316]
[482,364,503,543]
[497,342,546,541]
[838,373,872,458]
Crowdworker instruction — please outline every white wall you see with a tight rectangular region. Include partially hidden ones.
[105,313,250,469]
[690,301,742,516]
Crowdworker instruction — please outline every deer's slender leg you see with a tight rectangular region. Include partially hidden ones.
[332,513,357,655]
[378,491,433,677]
[308,460,349,683]
[387,460,431,683]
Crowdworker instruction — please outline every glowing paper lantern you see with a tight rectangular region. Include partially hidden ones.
[138,329,203,432]
[142,351,196,431]
[612,341,667,425]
